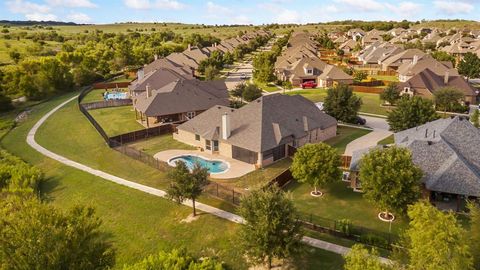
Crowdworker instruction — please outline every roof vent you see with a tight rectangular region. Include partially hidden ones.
[425,128,428,138]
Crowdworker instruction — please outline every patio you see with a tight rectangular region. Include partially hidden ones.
[154,149,256,179]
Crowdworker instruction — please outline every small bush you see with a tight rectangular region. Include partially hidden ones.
[359,233,388,248]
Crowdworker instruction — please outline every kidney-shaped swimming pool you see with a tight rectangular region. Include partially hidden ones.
[168,155,229,174]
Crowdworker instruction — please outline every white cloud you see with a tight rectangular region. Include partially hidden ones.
[434,0,474,15]
[386,1,422,17]
[25,12,57,21]
[67,12,92,23]
[206,1,231,14]
[275,9,301,24]
[325,5,339,13]
[6,0,51,14]
[46,0,97,8]
[231,15,251,25]
[334,0,384,12]
[124,0,185,10]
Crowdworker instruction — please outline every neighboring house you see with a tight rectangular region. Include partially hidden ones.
[395,117,480,210]
[379,49,426,71]
[334,36,348,44]
[129,67,194,97]
[362,29,385,46]
[347,28,365,41]
[317,65,354,87]
[339,39,357,53]
[397,56,458,82]
[357,42,401,64]
[173,94,337,168]
[397,68,477,104]
[133,79,229,127]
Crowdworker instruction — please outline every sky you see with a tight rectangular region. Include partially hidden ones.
[1,0,479,25]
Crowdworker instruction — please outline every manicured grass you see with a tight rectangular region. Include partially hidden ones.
[88,106,144,136]
[81,89,108,103]
[128,134,196,156]
[377,135,395,145]
[370,75,399,82]
[285,180,409,237]
[0,92,345,269]
[254,79,280,92]
[285,89,390,116]
[324,126,372,154]
[216,158,292,191]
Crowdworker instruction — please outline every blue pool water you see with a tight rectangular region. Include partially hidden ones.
[169,155,229,174]
[104,92,128,100]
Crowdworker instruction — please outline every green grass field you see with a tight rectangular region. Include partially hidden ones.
[0,92,345,269]
[325,126,372,154]
[377,135,395,145]
[88,106,144,136]
[127,134,196,156]
[370,75,399,82]
[254,80,280,92]
[285,89,389,116]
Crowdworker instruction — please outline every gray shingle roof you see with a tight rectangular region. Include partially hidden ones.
[395,117,480,196]
[128,68,194,93]
[177,94,337,153]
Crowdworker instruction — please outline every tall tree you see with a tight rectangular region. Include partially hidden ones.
[380,83,400,105]
[252,51,276,83]
[430,51,456,66]
[167,161,209,217]
[344,244,389,270]
[387,96,438,132]
[359,146,422,219]
[471,109,480,128]
[238,185,303,269]
[433,87,465,116]
[324,84,362,123]
[458,52,480,81]
[231,82,246,102]
[204,65,220,81]
[291,143,342,195]
[242,84,262,102]
[401,201,473,270]
[0,195,115,269]
[467,202,480,269]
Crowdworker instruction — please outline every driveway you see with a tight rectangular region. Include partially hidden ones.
[344,116,392,156]
[225,62,253,90]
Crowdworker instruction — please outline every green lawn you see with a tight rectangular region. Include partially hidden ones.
[81,89,108,103]
[88,106,144,136]
[254,79,280,92]
[216,158,292,191]
[128,134,196,156]
[377,135,395,145]
[0,92,344,268]
[285,180,409,237]
[325,126,372,154]
[370,75,399,82]
[285,89,389,116]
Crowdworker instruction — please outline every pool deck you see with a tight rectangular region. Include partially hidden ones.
[154,149,256,179]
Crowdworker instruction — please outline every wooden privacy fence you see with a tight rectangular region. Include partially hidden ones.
[352,86,384,94]
[93,81,131,89]
[353,80,384,87]
[265,168,293,189]
[82,99,133,110]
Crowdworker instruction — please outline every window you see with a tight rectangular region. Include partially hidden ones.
[213,140,219,151]
[186,111,196,119]
[205,140,211,150]
[306,68,313,74]
[195,134,200,141]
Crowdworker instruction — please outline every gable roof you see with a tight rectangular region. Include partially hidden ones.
[177,94,337,153]
[381,49,426,68]
[395,117,480,196]
[129,67,194,93]
[134,79,229,116]
[397,56,458,78]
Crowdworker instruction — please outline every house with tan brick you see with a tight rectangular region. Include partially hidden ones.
[173,94,337,168]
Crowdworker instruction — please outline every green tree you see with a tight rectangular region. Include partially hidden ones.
[324,84,362,123]
[458,52,480,81]
[8,50,21,64]
[467,202,480,269]
[359,146,422,218]
[431,51,456,66]
[353,70,368,82]
[238,185,303,269]
[387,96,438,132]
[291,143,341,195]
[0,150,43,192]
[231,82,246,101]
[204,65,220,80]
[433,87,465,116]
[242,84,262,102]
[471,109,479,128]
[0,92,13,112]
[401,201,473,270]
[0,195,115,269]
[252,51,276,82]
[282,80,292,94]
[344,244,389,270]
[167,161,209,217]
[380,83,400,105]
[123,248,224,270]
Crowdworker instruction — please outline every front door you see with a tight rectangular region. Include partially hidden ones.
[213,140,219,152]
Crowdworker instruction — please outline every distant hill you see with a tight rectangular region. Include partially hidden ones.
[0,20,84,26]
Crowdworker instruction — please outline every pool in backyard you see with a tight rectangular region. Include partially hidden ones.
[104,91,128,100]
[168,155,230,174]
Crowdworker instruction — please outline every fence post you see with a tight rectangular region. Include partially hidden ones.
[216,183,219,197]
[232,189,235,204]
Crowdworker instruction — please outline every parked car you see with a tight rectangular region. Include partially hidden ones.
[301,81,317,89]
[354,116,367,125]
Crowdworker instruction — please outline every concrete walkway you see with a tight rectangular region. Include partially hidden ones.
[344,129,392,156]
[26,95,390,262]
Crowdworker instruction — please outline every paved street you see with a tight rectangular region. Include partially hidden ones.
[344,116,392,156]
[225,62,253,90]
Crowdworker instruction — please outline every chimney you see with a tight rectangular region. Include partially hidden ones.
[433,130,436,138]
[137,68,144,80]
[154,54,158,61]
[222,113,231,140]
[412,55,418,65]
[146,84,152,98]
[425,128,428,138]
[187,44,191,51]
[444,71,449,84]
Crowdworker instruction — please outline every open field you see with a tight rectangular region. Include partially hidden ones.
[0,92,346,269]
[285,89,390,116]
[325,126,372,154]
[128,134,196,156]
[88,106,144,136]
[0,38,62,65]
